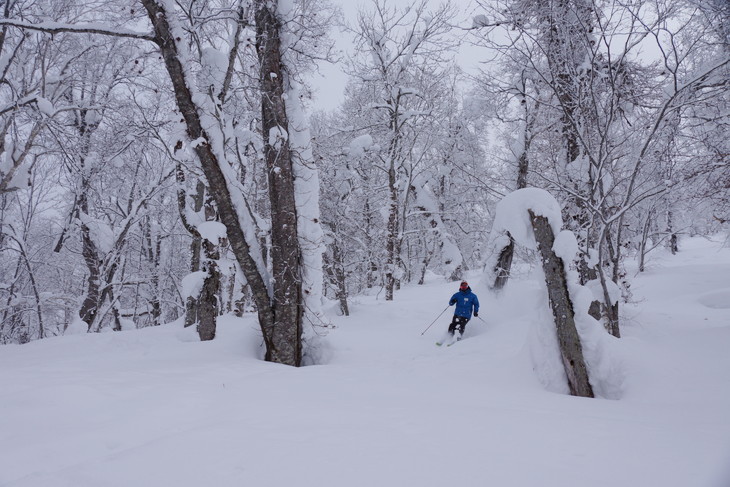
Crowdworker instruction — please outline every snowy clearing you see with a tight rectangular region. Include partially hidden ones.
[1,236,729,487]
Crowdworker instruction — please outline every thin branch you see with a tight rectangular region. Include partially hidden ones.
[0,19,157,43]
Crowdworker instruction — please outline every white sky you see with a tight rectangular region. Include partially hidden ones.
[308,0,668,113]
[309,0,483,112]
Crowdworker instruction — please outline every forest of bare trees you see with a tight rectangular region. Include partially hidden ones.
[1,0,727,367]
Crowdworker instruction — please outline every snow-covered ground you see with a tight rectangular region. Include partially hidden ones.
[1,236,729,487]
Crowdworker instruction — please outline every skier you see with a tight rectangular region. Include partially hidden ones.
[446,281,480,341]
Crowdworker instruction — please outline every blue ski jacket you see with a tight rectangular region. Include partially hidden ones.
[449,287,479,318]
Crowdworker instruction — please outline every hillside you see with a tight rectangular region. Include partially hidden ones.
[1,236,729,487]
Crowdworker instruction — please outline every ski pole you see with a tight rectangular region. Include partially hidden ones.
[475,315,489,325]
[420,306,450,335]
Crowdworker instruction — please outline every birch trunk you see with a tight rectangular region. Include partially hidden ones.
[529,210,594,398]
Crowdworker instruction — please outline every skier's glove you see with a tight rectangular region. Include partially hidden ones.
[449,300,456,306]
[473,312,478,317]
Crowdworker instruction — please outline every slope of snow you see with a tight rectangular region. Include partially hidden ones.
[1,237,729,487]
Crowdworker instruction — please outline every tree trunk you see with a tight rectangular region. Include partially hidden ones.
[385,162,398,301]
[142,0,281,360]
[491,109,531,290]
[529,210,594,398]
[145,0,308,364]
[178,177,204,329]
[15,238,44,339]
[109,288,122,332]
[638,211,652,272]
[665,208,678,254]
[195,198,222,341]
[324,241,349,317]
[197,238,220,341]
[331,241,349,316]
[603,225,622,338]
[78,188,101,332]
[255,0,303,365]
[143,215,163,326]
[491,235,515,291]
[418,240,432,286]
[363,199,377,289]
[543,0,602,315]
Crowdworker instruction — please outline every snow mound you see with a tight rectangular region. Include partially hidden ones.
[491,188,563,250]
[697,289,730,309]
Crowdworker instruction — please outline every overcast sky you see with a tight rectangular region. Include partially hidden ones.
[309,0,481,112]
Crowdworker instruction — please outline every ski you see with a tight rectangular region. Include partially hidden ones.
[436,334,462,347]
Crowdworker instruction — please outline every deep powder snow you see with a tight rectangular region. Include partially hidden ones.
[1,236,729,487]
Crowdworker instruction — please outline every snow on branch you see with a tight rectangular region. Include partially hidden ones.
[491,188,563,250]
[0,19,156,42]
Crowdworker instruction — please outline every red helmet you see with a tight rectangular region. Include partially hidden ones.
[459,281,468,290]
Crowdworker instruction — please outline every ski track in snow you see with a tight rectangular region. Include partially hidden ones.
[1,237,729,487]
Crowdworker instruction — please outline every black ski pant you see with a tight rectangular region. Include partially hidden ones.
[448,315,470,336]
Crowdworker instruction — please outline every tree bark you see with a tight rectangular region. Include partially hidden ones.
[143,0,309,364]
[385,160,398,301]
[197,238,220,341]
[363,199,377,289]
[638,210,653,272]
[195,198,222,341]
[529,210,594,398]
[177,175,204,329]
[255,0,303,365]
[78,174,101,332]
[491,235,515,291]
[324,240,349,317]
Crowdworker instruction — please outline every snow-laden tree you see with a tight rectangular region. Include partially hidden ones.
[1,0,179,341]
[1,0,336,364]
[471,0,729,337]
[139,0,335,365]
[318,0,493,303]
[349,0,457,301]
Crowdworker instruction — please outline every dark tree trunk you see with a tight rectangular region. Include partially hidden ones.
[195,198,222,341]
[587,300,602,321]
[142,214,163,326]
[78,182,101,332]
[529,210,594,398]
[418,241,432,286]
[150,237,162,325]
[144,0,307,364]
[516,142,530,190]
[664,207,679,254]
[385,161,398,301]
[197,238,220,341]
[543,0,603,317]
[638,211,652,272]
[544,0,590,168]
[255,0,303,365]
[109,288,122,332]
[184,296,197,329]
[491,234,515,291]
[603,227,622,337]
[332,241,349,316]
[142,0,284,360]
[384,88,405,302]
[177,176,204,329]
[363,199,377,289]
[324,239,349,317]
